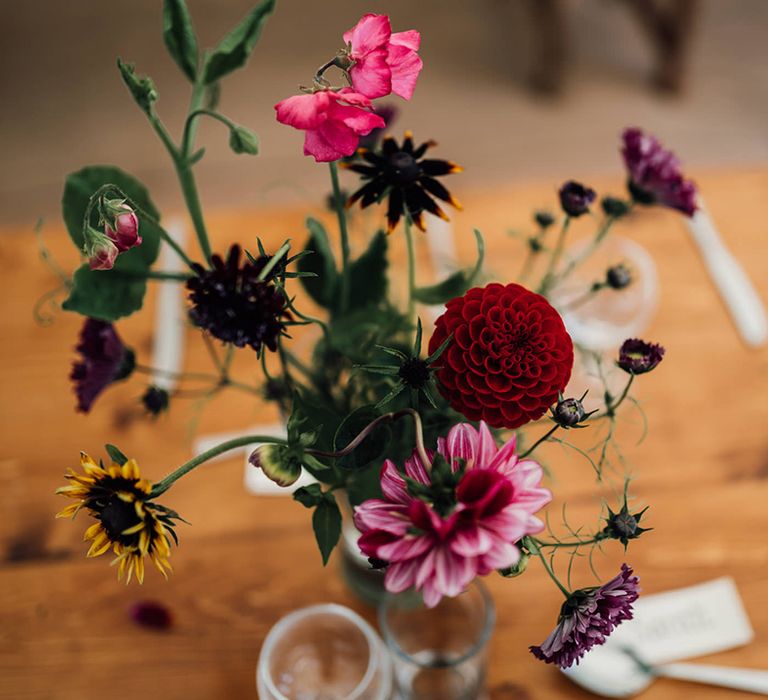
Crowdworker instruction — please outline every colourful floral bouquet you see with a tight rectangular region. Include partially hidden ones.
[50,0,697,668]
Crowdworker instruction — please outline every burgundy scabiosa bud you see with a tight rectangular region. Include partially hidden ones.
[601,196,631,219]
[530,564,640,668]
[70,319,135,413]
[142,386,169,416]
[105,201,142,252]
[621,127,697,217]
[558,181,596,218]
[534,210,556,229]
[551,396,589,428]
[130,600,173,630]
[606,263,632,290]
[617,338,665,375]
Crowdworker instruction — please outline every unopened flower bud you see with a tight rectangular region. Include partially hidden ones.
[499,548,530,578]
[249,444,301,487]
[606,263,632,290]
[105,203,141,252]
[398,357,431,389]
[552,397,587,428]
[534,211,555,229]
[559,181,596,218]
[142,386,169,416]
[603,503,650,547]
[601,196,631,219]
[88,237,119,271]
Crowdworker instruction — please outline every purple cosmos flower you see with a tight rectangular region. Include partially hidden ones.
[70,319,135,413]
[559,181,596,218]
[617,338,665,375]
[622,128,697,216]
[530,564,640,668]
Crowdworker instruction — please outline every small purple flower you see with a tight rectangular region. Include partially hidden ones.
[622,127,697,217]
[70,319,135,413]
[559,181,596,218]
[130,600,173,630]
[617,338,665,375]
[530,564,640,668]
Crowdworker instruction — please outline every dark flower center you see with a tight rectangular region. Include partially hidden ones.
[387,151,421,185]
[398,357,431,388]
[99,496,141,542]
[609,511,638,538]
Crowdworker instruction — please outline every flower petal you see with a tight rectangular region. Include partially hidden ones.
[275,93,329,130]
[387,41,423,100]
[344,13,392,56]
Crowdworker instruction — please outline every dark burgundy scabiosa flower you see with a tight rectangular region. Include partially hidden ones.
[621,127,697,216]
[428,283,574,429]
[530,564,640,668]
[186,245,290,353]
[606,263,632,290]
[71,319,135,413]
[617,338,665,375]
[559,181,596,218]
[344,131,462,233]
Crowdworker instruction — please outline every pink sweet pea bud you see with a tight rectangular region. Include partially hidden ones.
[88,236,119,271]
[104,202,141,252]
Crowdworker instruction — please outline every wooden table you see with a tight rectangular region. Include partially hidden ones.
[1,167,767,699]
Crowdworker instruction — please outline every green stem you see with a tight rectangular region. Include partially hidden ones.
[535,533,609,549]
[525,537,571,598]
[143,270,192,281]
[521,424,560,458]
[328,161,350,313]
[404,215,417,321]
[558,215,617,284]
[158,228,196,269]
[257,240,291,281]
[174,163,212,265]
[151,435,289,497]
[538,216,571,295]
[605,374,635,416]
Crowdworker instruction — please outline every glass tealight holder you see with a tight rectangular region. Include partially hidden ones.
[257,603,393,700]
[379,581,495,700]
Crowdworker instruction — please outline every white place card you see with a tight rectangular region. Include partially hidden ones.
[604,577,754,664]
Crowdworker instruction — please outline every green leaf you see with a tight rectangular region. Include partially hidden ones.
[312,496,342,565]
[333,405,391,471]
[412,229,485,305]
[163,0,199,82]
[116,58,157,115]
[346,462,383,507]
[228,124,259,155]
[62,263,148,321]
[348,230,388,311]
[202,0,277,84]
[290,390,339,454]
[60,166,163,321]
[293,483,323,508]
[298,218,338,309]
[105,444,128,466]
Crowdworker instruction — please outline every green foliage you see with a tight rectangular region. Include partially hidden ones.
[60,166,163,321]
[105,444,129,466]
[228,125,259,155]
[163,0,199,82]
[413,228,485,304]
[116,59,157,115]
[298,221,389,315]
[293,483,323,508]
[202,0,277,84]
[312,494,342,565]
[333,406,391,471]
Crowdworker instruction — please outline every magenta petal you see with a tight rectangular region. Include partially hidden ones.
[274,93,328,129]
[404,450,432,484]
[475,421,498,467]
[421,580,443,608]
[380,460,410,505]
[450,525,494,557]
[390,29,420,51]
[330,101,386,135]
[387,43,423,100]
[445,423,478,464]
[385,559,419,593]
[303,121,358,162]
[344,13,392,56]
[350,49,392,99]
[480,539,519,570]
[354,500,409,535]
[378,534,432,562]
[334,89,374,109]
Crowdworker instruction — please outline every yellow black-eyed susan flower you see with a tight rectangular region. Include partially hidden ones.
[56,452,182,584]
[344,131,462,233]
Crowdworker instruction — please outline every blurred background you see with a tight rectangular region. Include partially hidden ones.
[1,0,767,224]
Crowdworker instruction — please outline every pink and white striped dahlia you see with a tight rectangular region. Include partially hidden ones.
[354,422,551,607]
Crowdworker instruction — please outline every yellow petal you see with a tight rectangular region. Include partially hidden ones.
[117,491,134,503]
[121,522,145,536]
[55,503,81,519]
[122,459,140,480]
[86,535,111,558]
[135,557,145,584]
[83,522,103,540]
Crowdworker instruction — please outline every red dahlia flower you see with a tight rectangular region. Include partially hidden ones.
[428,283,574,429]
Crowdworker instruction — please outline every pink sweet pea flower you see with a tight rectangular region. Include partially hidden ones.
[343,14,423,100]
[88,237,119,271]
[354,422,551,607]
[275,89,386,162]
[105,206,141,252]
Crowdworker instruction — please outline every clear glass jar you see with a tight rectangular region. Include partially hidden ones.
[379,581,495,700]
[257,603,392,700]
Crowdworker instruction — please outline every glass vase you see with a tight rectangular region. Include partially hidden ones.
[379,580,495,700]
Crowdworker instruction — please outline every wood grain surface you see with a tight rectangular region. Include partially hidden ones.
[1,167,766,699]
